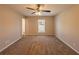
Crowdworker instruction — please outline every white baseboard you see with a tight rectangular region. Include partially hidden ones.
[0,36,22,53]
[56,35,79,54]
[25,34,55,36]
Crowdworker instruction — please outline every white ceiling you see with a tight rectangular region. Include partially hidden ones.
[8,4,74,16]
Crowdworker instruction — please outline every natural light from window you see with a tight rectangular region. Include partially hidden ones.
[38,19,45,33]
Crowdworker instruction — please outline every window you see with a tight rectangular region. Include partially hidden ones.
[38,19,45,33]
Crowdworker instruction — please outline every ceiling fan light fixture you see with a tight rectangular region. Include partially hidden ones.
[35,11,42,15]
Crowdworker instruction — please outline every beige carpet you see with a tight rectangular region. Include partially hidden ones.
[0,35,78,55]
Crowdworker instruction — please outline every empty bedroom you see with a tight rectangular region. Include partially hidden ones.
[0,4,79,55]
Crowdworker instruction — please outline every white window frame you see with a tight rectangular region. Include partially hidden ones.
[38,19,45,33]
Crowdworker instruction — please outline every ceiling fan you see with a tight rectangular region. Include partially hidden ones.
[25,4,51,15]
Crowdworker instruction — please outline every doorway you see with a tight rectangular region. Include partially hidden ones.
[22,17,25,35]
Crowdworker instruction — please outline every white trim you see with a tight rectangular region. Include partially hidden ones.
[56,35,79,54]
[0,36,22,53]
[25,34,55,36]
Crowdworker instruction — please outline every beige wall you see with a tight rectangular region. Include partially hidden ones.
[55,5,79,53]
[25,16,54,35]
[0,5,22,52]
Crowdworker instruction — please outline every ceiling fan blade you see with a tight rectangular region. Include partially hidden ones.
[41,10,51,12]
[26,7,35,10]
[32,12,35,14]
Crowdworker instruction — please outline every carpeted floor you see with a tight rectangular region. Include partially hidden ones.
[0,35,78,55]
